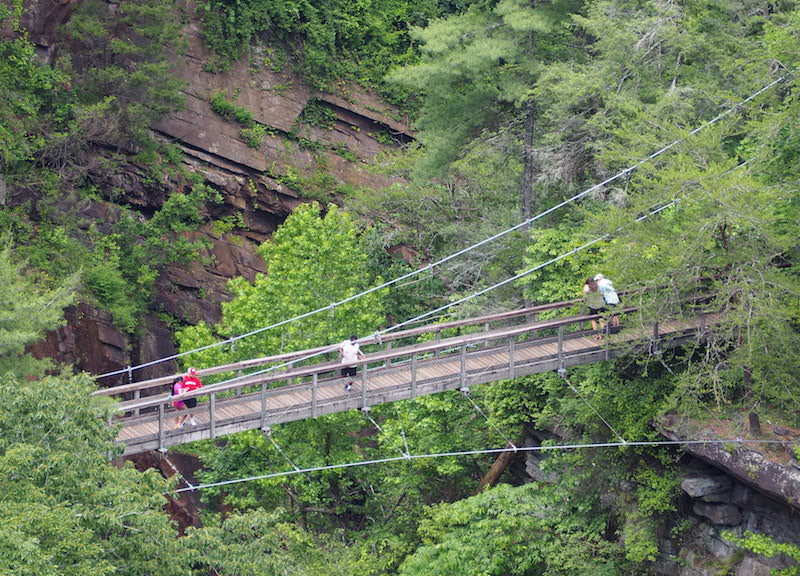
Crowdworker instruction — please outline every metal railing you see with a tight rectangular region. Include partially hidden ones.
[112,305,715,454]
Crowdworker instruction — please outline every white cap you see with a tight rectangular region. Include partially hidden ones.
[594,274,604,281]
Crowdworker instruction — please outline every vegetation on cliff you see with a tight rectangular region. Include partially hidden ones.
[1,0,216,333]
[2,0,800,573]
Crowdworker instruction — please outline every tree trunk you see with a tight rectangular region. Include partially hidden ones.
[521,103,536,230]
[478,446,518,490]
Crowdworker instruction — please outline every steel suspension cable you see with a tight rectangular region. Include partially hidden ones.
[97,73,790,380]
[173,438,791,494]
[459,387,518,450]
[361,408,411,459]
[122,197,682,412]
[264,428,300,472]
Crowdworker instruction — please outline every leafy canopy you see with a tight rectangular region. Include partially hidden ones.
[178,202,387,367]
[0,246,75,378]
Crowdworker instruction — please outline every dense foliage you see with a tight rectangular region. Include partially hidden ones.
[0,246,75,378]
[198,0,476,97]
[0,0,216,332]
[3,0,800,574]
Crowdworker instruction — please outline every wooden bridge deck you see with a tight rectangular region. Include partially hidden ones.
[110,310,714,455]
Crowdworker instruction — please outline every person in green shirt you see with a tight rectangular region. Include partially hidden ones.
[583,277,607,339]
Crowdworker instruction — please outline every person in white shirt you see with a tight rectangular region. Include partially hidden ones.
[339,335,364,391]
[594,274,620,328]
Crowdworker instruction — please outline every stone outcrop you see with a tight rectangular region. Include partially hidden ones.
[736,556,778,576]
[692,501,742,526]
[21,0,411,382]
[30,303,128,377]
[681,476,733,498]
[648,416,800,576]
[660,415,800,512]
[153,7,411,194]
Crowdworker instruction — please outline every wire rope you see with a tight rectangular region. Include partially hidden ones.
[96,74,789,380]
[121,196,681,412]
[362,409,411,459]
[173,438,791,494]
[559,371,627,444]
[460,388,518,450]
[264,428,300,472]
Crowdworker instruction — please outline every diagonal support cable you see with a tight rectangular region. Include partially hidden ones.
[400,430,411,459]
[361,408,411,460]
[264,427,300,471]
[459,387,517,451]
[160,453,194,490]
[558,370,627,444]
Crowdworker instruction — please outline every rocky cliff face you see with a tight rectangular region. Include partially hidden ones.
[655,416,800,575]
[22,0,410,384]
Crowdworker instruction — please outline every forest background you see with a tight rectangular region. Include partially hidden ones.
[1,0,799,574]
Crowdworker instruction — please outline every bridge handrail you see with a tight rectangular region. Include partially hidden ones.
[93,298,583,398]
[115,305,681,413]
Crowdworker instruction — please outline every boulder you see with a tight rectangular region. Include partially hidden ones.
[693,502,742,526]
[736,556,777,576]
[682,475,733,498]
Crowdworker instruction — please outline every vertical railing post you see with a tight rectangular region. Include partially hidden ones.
[260,381,268,430]
[557,325,565,372]
[128,366,140,416]
[410,354,417,398]
[158,402,166,452]
[361,361,368,408]
[483,322,490,332]
[459,344,467,387]
[384,341,392,367]
[434,331,441,356]
[652,321,660,355]
[508,336,515,379]
[209,393,216,438]
[311,373,318,418]
[605,320,611,360]
[232,340,242,396]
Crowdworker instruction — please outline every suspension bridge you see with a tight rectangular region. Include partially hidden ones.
[95,299,716,456]
[91,74,788,458]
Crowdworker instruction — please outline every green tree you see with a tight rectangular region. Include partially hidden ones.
[178,202,386,367]
[0,6,75,174]
[398,482,623,576]
[388,0,583,217]
[60,0,186,143]
[0,373,189,576]
[0,246,75,378]
[177,202,391,533]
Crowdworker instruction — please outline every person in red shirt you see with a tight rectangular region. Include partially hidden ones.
[173,367,203,429]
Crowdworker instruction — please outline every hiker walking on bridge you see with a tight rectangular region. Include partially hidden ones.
[339,335,364,392]
[595,273,621,329]
[172,367,203,429]
[583,277,607,339]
